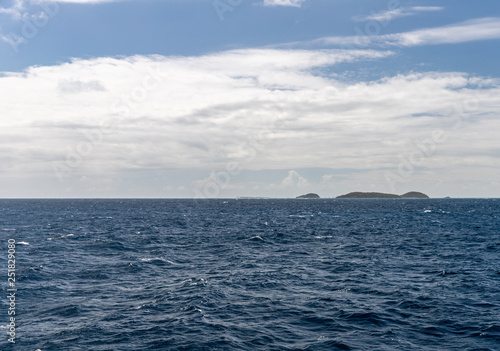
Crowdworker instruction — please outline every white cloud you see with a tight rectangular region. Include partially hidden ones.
[0,0,123,47]
[393,17,500,46]
[0,48,391,173]
[263,0,305,8]
[356,6,444,22]
[298,17,500,48]
[58,79,106,94]
[0,0,120,20]
[0,0,26,20]
[1,47,500,197]
[280,170,309,188]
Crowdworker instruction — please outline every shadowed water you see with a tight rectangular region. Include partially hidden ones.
[1,199,499,350]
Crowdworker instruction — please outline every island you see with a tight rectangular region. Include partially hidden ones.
[399,192,429,199]
[296,193,320,199]
[336,191,429,199]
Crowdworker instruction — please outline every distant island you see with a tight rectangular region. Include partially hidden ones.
[336,191,429,199]
[296,193,320,199]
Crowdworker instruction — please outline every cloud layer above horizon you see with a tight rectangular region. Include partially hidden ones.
[1,44,499,197]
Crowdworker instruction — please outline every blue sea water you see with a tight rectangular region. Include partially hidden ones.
[1,199,499,350]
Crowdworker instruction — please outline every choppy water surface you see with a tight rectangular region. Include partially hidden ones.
[1,199,499,350]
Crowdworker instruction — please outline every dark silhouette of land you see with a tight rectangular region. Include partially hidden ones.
[336,191,429,199]
[296,193,320,199]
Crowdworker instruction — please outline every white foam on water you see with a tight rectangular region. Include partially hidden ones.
[249,235,264,240]
[140,257,175,264]
[190,278,207,286]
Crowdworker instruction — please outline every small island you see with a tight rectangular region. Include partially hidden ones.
[296,193,320,199]
[336,191,429,199]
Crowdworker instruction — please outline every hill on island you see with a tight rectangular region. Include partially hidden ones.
[336,191,429,199]
[296,193,320,199]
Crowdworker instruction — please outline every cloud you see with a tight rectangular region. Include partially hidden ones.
[0,0,125,47]
[392,17,500,46]
[321,174,334,183]
[58,79,106,94]
[0,31,27,46]
[280,170,309,188]
[355,6,444,22]
[0,0,26,20]
[295,17,500,48]
[1,47,500,197]
[263,0,305,8]
[0,0,119,20]
[0,48,392,173]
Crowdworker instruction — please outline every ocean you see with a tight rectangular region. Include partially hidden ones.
[1,199,499,350]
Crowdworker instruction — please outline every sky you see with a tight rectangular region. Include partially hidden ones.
[0,0,499,198]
